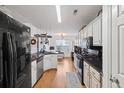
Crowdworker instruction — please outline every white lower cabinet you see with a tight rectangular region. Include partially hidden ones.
[90,74,100,88]
[83,61,90,88]
[31,60,37,87]
[83,61,102,88]
[43,54,57,71]
[90,66,101,88]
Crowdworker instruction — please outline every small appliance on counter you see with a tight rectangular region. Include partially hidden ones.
[81,36,93,49]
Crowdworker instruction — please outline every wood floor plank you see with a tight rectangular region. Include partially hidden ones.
[34,57,83,88]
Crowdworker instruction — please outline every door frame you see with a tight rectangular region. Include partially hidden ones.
[102,5,112,88]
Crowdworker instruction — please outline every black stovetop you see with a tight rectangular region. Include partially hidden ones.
[76,53,102,73]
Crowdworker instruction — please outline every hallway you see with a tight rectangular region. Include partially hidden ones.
[34,58,76,88]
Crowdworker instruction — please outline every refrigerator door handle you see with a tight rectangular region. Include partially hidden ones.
[10,33,17,87]
[7,32,14,88]
[2,32,14,87]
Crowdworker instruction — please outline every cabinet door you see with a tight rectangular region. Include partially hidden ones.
[80,30,84,43]
[87,24,93,37]
[83,61,90,88]
[93,16,102,46]
[90,74,100,88]
[90,66,101,81]
[81,29,84,39]
[50,55,57,68]
[83,27,88,38]
[43,55,51,71]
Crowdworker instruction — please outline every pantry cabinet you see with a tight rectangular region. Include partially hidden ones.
[83,61,102,88]
[92,15,102,46]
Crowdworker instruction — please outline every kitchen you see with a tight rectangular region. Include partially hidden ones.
[0,4,124,89]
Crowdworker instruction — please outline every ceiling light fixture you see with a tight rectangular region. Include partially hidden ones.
[73,9,78,16]
[56,5,61,23]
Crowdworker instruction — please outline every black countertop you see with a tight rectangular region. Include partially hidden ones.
[76,53,102,73]
[31,51,63,61]
[82,56,102,73]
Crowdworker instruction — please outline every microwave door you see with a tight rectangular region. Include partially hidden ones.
[2,32,14,87]
[10,33,17,88]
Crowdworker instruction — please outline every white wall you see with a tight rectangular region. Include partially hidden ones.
[25,23,43,54]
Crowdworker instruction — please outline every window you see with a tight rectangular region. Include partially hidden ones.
[56,40,69,53]
[56,40,69,46]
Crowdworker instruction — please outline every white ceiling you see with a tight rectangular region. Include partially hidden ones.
[5,5,102,34]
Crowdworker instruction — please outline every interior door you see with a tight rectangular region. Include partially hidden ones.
[111,5,124,88]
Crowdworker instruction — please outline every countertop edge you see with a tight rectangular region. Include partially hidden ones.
[83,58,103,74]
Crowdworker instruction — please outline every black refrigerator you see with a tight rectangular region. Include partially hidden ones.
[0,11,31,88]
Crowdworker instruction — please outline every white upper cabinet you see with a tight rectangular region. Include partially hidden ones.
[83,27,88,38]
[92,15,102,46]
[87,23,93,37]
[81,29,84,39]
[78,14,102,46]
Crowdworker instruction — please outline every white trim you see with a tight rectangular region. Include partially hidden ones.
[102,5,112,88]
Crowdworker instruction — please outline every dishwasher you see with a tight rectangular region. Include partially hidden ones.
[37,56,43,80]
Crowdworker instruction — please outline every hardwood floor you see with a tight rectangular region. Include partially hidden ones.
[34,57,82,88]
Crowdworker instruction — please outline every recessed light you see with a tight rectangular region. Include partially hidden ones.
[73,9,78,15]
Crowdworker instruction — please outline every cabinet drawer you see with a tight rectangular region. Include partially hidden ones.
[90,66,100,81]
[83,61,89,68]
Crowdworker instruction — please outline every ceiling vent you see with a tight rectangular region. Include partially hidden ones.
[73,9,78,16]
